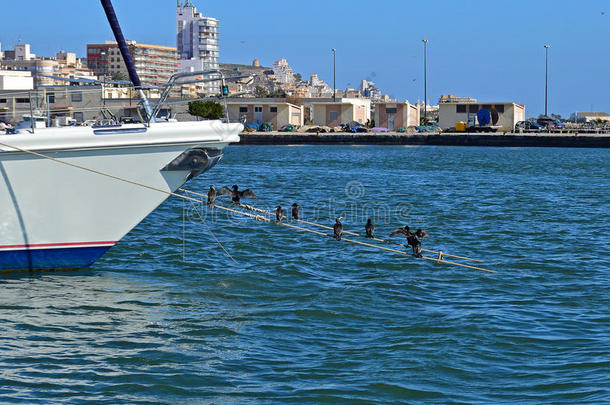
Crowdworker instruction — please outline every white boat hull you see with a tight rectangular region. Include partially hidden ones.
[0,120,241,271]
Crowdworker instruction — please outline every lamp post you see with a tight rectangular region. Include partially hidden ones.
[332,48,336,102]
[544,44,550,117]
[422,39,428,124]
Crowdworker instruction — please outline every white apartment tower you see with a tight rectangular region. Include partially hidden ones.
[176,2,219,69]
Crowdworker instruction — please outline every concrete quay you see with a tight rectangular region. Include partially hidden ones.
[237,132,610,148]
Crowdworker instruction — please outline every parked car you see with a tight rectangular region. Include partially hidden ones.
[536,117,565,129]
[515,121,544,131]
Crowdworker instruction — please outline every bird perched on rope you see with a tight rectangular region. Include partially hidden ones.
[291,203,299,220]
[217,185,258,204]
[365,219,374,238]
[390,226,428,257]
[334,217,343,241]
[207,185,216,208]
[275,205,284,222]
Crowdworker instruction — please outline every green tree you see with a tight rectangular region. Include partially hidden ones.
[188,100,224,120]
[254,86,269,98]
[110,71,129,81]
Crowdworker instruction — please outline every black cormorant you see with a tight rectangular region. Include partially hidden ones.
[365,219,374,238]
[218,185,258,204]
[275,205,284,222]
[207,185,216,208]
[291,203,299,220]
[334,217,343,241]
[390,226,427,258]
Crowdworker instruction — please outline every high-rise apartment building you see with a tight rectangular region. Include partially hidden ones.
[176,1,219,94]
[87,41,178,86]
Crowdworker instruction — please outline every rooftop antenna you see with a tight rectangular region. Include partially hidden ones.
[99,0,154,123]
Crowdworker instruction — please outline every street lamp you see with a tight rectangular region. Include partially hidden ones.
[422,39,428,124]
[544,44,550,117]
[332,48,336,102]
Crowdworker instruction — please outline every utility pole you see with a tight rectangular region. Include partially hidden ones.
[422,39,428,124]
[544,44,550,117]
[332,48,336,102]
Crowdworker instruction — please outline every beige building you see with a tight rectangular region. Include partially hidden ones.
[375,101,419,130]
[575,112,610,122]
[305,98,371,127]
[225,98,303,129]
[438,101,525,131]
[87,41,178,86]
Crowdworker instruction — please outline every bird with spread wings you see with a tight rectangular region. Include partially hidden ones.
[390,226,429,257]
[217,185,258,204]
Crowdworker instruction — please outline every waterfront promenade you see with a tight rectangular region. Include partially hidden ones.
[238,131,610,148]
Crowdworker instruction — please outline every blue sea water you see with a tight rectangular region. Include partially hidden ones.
[1,145,609,404]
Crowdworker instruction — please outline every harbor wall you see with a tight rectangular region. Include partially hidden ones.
[237,132,610,148]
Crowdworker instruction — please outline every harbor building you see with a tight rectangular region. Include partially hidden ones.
[87,41,179,86]
[0,70,34,91]
[375,101,419,130]
[176,0,219,95]
[0,85,103,124]
[224,98,304,128]
[438,96,525,132]
[305,98,371,127]
[574,112,610,123]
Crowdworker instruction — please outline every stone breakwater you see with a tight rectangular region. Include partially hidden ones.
[238,132,610,148]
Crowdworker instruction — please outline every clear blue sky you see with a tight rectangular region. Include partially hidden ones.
[1,0,609,117]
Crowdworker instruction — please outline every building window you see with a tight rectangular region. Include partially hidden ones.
[254,106,263,113]
[71,92,83,102]
[482,105,491,110]
[73,112,84,122]
[385,107,397,114]
[270,106,278,113]
[329,111,339,121]
[0,99,7,104]
[456,105,467,113]
[495,105,505,113]
[48,93,55,104]
[469,105,479,113]
[16,98,30,104]
[239,106,248,113]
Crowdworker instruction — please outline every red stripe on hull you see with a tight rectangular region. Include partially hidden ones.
[0,241,117,250]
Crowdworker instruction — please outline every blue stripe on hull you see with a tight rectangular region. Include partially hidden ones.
[0,246,111,271]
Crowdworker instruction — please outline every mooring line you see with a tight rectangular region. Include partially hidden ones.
[179,188,484,263]
[190,204,239,264]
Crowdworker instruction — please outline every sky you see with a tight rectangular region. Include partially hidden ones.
[1,0,609,117]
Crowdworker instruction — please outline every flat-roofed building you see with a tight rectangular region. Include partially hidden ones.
[305,98,371,127]
[439,100,525,131]
[0,70,34,91]
[575,112,610,123]
[224,98,303,129]
[87,41,178,86]
[375,101,419,130]
[0,85,103,124]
